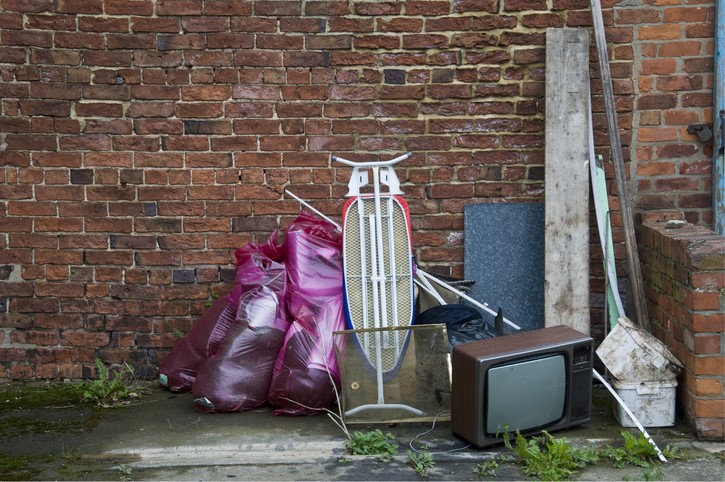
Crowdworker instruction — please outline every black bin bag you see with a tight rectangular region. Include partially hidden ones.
[415,304,496,350]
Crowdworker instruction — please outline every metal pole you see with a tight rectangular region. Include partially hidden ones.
[714,2,725,235]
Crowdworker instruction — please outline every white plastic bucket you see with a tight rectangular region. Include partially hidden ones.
[612,379,677,428]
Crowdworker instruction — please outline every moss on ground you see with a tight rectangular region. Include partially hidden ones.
[0,381,112,480]
[0,381,88,412]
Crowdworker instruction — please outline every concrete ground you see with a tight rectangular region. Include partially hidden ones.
[0,381,723,481]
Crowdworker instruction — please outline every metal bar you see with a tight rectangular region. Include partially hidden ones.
[357,200,371,352]
[284,189,341,231]
[385,195,402,355]
[332,152,412,169]
[367,214,385,404]
[714,2,724,235]
[418,270,521,331]
[371,167,391,350]
[415,270,447,306]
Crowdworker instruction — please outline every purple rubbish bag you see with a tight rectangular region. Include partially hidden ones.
[268,211,345,415]
[158,296,236,393]
[192,235,290,413]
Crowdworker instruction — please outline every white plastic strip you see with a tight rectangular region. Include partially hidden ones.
[593,369,667,463]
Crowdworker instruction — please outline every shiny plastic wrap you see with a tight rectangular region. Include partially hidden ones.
[191,234,289,413]
[158,296,237,393]
[268,211,345,415]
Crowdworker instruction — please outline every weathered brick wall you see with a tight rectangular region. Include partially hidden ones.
[0,0,717,387]
[627,0,716,225]
[640,212,724,440]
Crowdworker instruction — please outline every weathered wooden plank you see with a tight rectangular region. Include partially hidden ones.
[590,0,650,331]
[544,28,590,334]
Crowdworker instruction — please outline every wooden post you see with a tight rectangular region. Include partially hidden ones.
[544,28,591,334]
[590,0,650,331]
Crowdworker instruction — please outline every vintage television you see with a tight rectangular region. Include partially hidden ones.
[451,325,593,448]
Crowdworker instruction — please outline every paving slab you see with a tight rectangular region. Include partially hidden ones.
[0,382,723,481]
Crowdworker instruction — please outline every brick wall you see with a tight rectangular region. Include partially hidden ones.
[0,0,718,401]
[640,212,724,440]
[627,0,716,226]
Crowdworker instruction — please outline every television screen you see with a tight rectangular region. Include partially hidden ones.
[485,354,566,434]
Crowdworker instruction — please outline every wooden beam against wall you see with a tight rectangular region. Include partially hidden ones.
[544,28,591,334]
[590,0,650,331]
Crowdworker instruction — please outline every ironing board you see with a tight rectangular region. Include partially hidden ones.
[333,152,422,417]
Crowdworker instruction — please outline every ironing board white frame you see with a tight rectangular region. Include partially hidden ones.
[333,152,423,417]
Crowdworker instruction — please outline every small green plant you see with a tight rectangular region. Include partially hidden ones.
[473,459,499,477]
[622,431,658,463]
[408,450,435,478]
[203,291,221,308]
[602,431,659,468]
[662,444,688,461]
[506,431,583,481]
[503,431,604,481]
[117,464,133,480]
[83,358,143,407]
[345,429,398,460]
[572,445,601,468]
[642,465,665,481]
[164,320,185,340]
[60,444,79,462]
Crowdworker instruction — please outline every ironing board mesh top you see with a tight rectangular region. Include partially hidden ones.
[343,196,413,372]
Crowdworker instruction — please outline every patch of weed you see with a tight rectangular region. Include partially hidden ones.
[602,431,659,468]
[473,459,499,477]
[82,358,145,407]
[117,464,133,481]
[504,430,681,480]
[203,291,221,308]
[408,450,435,478]
[642,465,665,481]
[505,431,585,481]
[661,444,689,461]
[61,444,80,462]
[345,429,398,460]
[164,320,186,340]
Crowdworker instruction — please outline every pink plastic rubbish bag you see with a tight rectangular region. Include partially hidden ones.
[192,234,290,413]
[268,211,345,415]
[158,295,237,393]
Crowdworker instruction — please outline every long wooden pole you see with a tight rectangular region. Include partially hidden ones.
[589,0,650,331]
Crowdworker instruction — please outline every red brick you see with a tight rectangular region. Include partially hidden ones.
[658,41,702,57]
[638,24,681,41]
[694,399,725,418]
[501,0,545,10]
[12,329,60,345]
[694,418,724,440]
[694,335,723,355]
[694,356,725,376]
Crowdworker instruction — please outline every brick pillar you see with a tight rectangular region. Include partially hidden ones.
[640,211,725,440]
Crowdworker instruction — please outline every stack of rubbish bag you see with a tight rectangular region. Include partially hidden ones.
[158,211,345,415]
